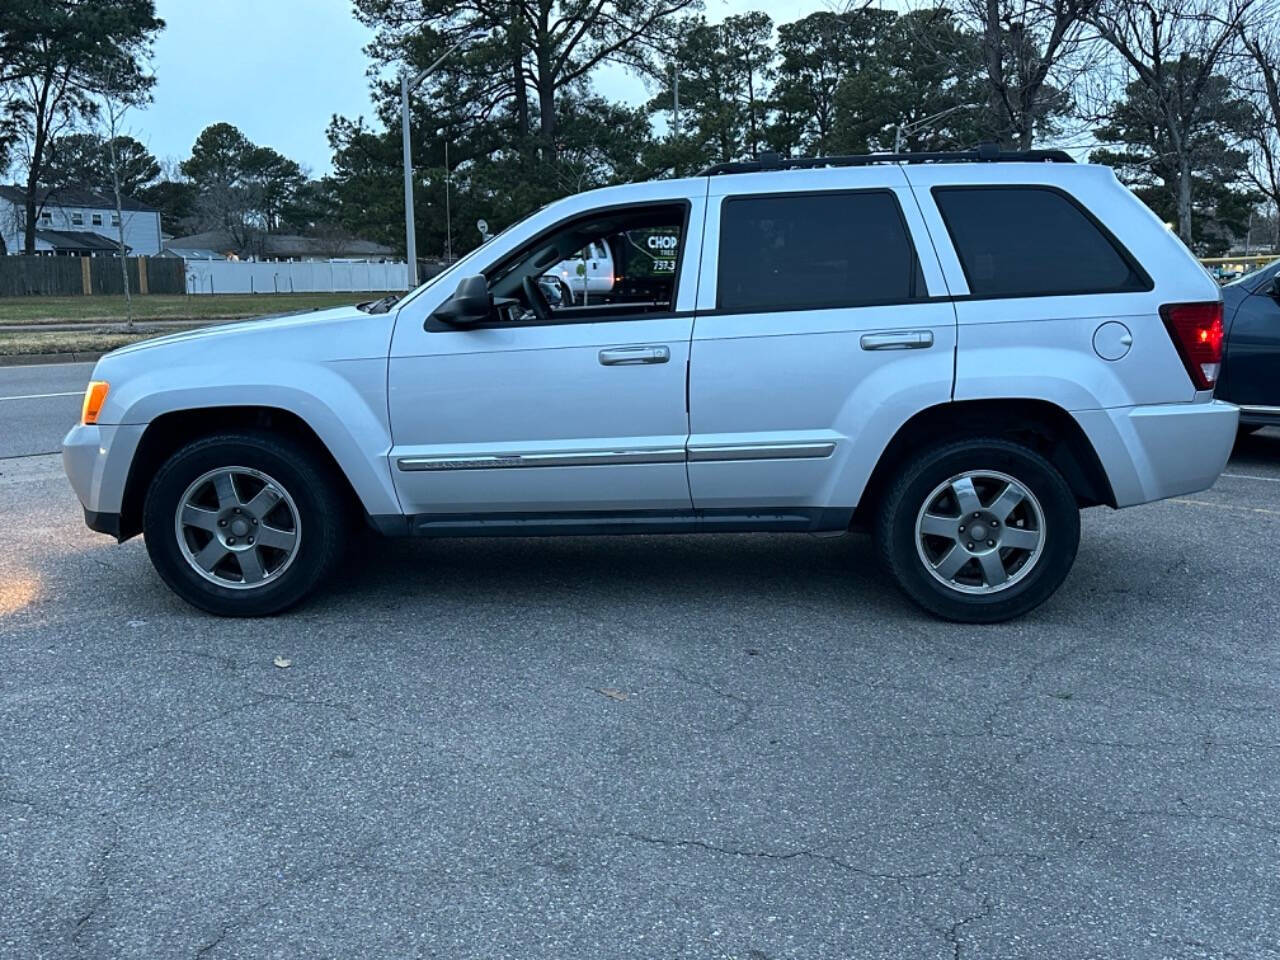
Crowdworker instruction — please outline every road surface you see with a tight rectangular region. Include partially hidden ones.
[0,361,93,458]
[2,362,1279,959]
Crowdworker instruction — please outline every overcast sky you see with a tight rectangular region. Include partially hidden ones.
[134,0,830,175]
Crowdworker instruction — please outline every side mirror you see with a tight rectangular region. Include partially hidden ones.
[431,275,491,327]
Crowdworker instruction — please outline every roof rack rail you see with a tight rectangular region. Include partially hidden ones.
[699,143,1074,176]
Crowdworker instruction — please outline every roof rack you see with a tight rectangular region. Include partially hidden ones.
[699,143,1074,176]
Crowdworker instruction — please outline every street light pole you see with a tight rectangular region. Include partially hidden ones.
[400,33,475,287]
[672,63,680,138]
[401,73,418,286]
[441,130,452,262]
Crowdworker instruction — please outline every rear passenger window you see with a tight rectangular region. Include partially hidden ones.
[717,191,925,313]
[933,186,1149,298]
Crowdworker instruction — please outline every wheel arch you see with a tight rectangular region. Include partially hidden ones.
[852,398,1116,529]
[118,406,381,541]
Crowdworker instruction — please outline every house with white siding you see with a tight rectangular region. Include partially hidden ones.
[0,185,162,256]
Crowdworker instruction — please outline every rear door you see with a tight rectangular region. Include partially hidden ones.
[686,167,958,519]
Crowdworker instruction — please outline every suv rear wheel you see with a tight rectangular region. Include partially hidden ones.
[142,432,348,616]
[874,438,1080,623]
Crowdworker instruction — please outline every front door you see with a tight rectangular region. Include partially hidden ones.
[386,195,703,524]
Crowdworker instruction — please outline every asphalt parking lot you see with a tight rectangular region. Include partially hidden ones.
[2,363,1279,958]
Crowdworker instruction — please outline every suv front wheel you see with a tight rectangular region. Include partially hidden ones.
[875,438,1080,623]
[142,432,348,616]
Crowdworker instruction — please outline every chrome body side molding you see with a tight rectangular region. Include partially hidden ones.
[397,440,837,472]
[686,441,837,462]
[397,448,686,471]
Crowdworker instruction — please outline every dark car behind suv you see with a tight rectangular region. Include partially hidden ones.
[1220,260,1280,431]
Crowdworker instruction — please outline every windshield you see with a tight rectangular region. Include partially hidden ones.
[394,204,547,309]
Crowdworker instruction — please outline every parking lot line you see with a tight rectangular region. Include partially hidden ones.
[1171,497,1280,517]
[1220,472,1280,484]
[0,391,81,401]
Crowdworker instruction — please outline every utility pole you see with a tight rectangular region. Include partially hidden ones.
[400,73,417,286]
[672,63,680,139]
[438,128,452,262]
[401,33,474,287]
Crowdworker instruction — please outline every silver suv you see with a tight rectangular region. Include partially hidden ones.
[63,148,1238,622]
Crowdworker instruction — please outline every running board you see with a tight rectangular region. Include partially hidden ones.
[367,507,853,539]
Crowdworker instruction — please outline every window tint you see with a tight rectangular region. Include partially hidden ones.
[717,191,924,312]
[933,186,1148,298]
[474,201,687,327]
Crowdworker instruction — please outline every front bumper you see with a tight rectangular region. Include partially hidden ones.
[62,423,146,536]
[1076,400,1239,507]
[83,509,122,538]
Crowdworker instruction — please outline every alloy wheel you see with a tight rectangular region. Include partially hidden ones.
[914,470,1046,595]
[173,466,302,590]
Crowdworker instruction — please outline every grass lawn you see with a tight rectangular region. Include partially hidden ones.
[0,324,206,357]
[0,292,387,326]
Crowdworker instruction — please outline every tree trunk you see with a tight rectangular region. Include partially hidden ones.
[537,73,556,159]
[510,1,529,141]
[1177,157,1194,247]
[982,0,1010,147]
[22,189,37,254]
[533,1,555,161]
[23,129,44,254]
[107,133,134,332]
[23,70,54,255]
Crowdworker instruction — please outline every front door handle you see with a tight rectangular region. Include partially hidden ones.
[860,330,934,351]
[599,345,670,365]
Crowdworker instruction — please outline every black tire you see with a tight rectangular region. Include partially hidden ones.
[142,431,349,616]
[873,438,1080,623]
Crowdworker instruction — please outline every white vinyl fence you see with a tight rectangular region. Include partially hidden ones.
[183,259,410,295]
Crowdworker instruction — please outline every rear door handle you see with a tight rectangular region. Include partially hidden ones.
[599,345,670,365]
[860,330,934,351]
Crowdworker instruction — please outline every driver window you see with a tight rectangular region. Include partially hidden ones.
[484,202,687,325]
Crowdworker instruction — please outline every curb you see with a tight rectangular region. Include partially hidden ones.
[0,351,105,367]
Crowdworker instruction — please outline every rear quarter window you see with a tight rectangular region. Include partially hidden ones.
[932,185,1150,299]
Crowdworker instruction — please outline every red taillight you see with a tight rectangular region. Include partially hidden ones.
[1160,301,1223,390]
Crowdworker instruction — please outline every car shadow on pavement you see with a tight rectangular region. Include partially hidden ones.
[340,526,873,590]
[325,527,924,621]
[1231,425,1280,465]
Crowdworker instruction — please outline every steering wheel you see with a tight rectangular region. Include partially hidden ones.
[522,276,553,324]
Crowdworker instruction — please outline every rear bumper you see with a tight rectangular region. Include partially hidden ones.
[1077,400,1239,507]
